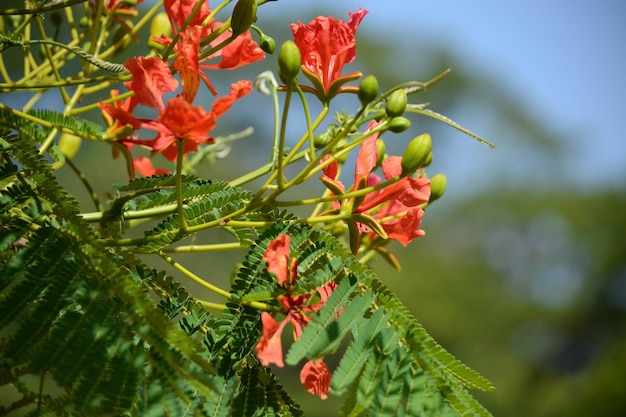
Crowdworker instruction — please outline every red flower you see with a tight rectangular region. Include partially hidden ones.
[124,57,178,112]
[290,8,368,101]
[255,234,336,399]
[163,0,212,31]
[141,80,252,161]
[142,97,216,161]
[99,89,142,141]
[154,2,264,101]
[133,157,171,177]
[321,121,431,248]
[300,359,331,400]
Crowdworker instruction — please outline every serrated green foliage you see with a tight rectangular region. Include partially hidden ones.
[1,129,494,416]
[138,185,252,253]
[0,135,218,415]
[0,107,104,145]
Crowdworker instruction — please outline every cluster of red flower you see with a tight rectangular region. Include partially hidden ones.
[99,1,431,399]
[256,234,336,399]
[99,0,264,176]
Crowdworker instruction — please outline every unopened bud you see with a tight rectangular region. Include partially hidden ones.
[385,89,407,118]
[429,173,446,203]
[314,132,331,148]
[401,133,432,174]
[79,16,89,28]
[259,34,276,54]
[53,133,82,169]
[387,116,411,133]
[278,40,301,85]
[358,75,379,107]
[231,0,257,37]
[422,151,433,168]
[148,13,172,50]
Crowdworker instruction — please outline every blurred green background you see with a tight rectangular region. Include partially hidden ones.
[3,1,625,416]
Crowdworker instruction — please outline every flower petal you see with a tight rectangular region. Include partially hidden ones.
[255,312,288,367]
[263,234,292,286]
[300,359,331,400]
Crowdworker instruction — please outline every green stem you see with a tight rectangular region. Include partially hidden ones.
[64,156,103,212]
[276,85,293,189]
[162,242,244,253]
[198,300,228,311]
[176,139,188,232]
[159,251,279,312]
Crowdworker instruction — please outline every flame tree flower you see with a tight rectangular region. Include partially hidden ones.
[141,80,252,161]
[290,8,368,102]
[321,121,431,250]
[255,234,334,399]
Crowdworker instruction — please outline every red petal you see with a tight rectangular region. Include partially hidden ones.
[300,359,331,400]
[263,234,292,286]
[256,312,288,367]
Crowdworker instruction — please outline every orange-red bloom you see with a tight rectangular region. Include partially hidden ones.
[300,359,331,400]
[155,1,264,101]
[141,80,252,161]
[124,57,178,112]
[255,234,336,399]
[290,8,368,101]
[321,121,431,247]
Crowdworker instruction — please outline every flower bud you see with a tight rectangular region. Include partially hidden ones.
[79,16,89,28]
[385,89,407,118]
[259,34,276,54]
[334,139,349,163]
[429,173,446,203]
[422,151,433,168]
[314,132,331,148]
[278,40,301,85]
[358,75,379,107]
[52,133,82,169]
[387,116,411,133]
[231,0,257,37]
[148,12,172,50]
[401,133,432,174]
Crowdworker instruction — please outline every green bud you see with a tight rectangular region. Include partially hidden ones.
[385,89,407,118]
[334,139,349,163]
[259,34,276,54]
[278,40,301,85]
[401,133,432,174]
[422,151,433,168]
[231,0,257,37]
[314,132,331,149]
[148,12,172,50]
[358,74,379,107]
[429,173,446,203]
[50,11,63,27]
[387,116,411,133]
[79,16,89,28]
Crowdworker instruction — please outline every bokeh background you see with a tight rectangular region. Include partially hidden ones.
[3,0,626,416]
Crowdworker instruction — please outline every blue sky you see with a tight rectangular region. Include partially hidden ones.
[272,1,626,193]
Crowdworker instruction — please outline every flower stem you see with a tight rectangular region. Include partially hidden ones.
[176,139,188,232]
